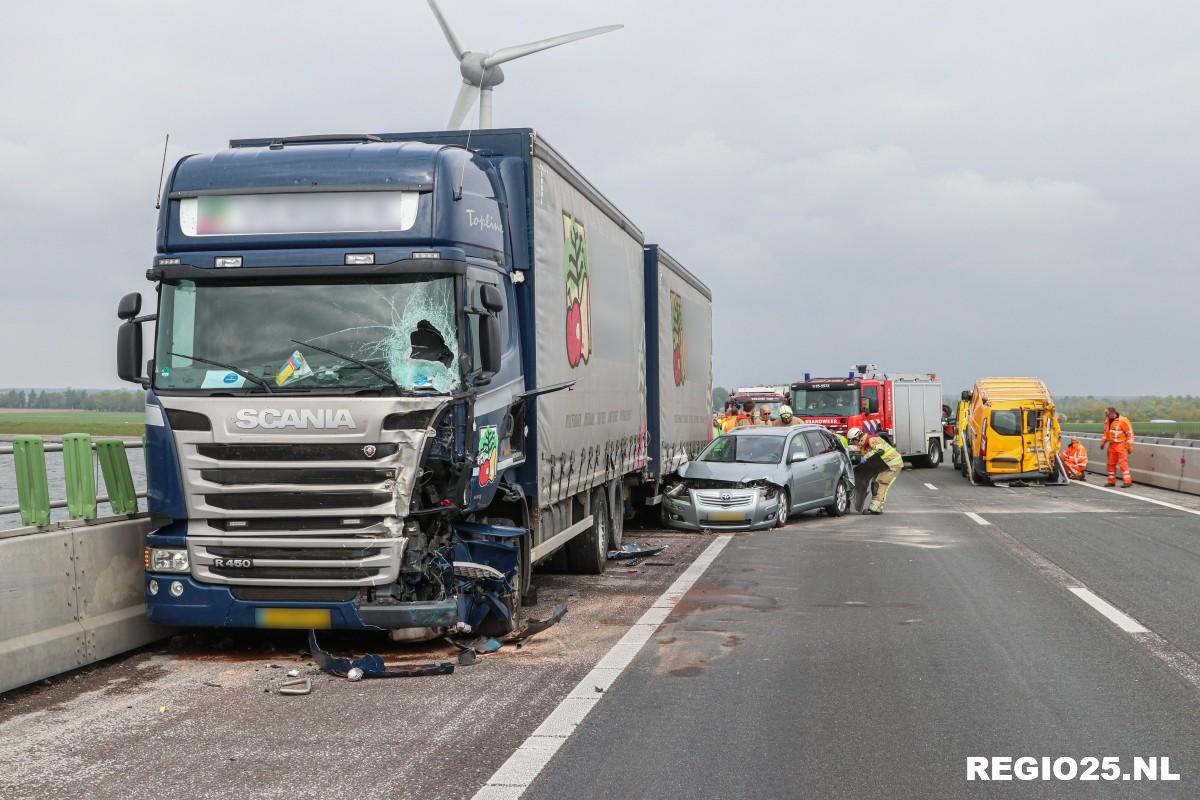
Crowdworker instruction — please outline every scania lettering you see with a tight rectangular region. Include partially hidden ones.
[234,408,356,430]
[116,129,712,637]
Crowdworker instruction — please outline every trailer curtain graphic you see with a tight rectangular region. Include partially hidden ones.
[670,290,686,386]
[563,212,591,367]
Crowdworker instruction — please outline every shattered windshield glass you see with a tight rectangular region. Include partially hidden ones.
[153,276,460,393]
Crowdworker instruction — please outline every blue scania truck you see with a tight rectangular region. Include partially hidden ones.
[116,129,712,637]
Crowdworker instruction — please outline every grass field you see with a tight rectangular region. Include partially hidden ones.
[0,411,144,437]
[1062,421,1200,436]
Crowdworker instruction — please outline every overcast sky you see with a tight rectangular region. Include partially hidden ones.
[2,1,1198,395]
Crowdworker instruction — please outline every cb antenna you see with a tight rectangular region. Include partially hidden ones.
[154,133,170,210]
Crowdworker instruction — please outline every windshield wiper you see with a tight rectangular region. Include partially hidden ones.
[167,351,276,393]
[290,339,402,393]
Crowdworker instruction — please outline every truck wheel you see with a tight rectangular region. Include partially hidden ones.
[825,478,850,517]
[567,488,608,574]
[608,480,625,550]
[916,439,942,468]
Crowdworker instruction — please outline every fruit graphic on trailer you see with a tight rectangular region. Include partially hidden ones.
[563,212,591,367]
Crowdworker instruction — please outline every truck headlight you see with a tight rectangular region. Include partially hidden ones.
[147,547,189,573]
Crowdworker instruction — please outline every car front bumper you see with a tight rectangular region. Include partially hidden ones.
[661,486,783,531]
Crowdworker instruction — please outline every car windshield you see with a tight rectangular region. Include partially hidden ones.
[153,275,460,393]
[792,388,859,416]
[697,435,784,464]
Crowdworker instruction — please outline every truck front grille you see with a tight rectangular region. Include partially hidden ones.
[200,467,393,485]
[204,491,393,511]
[197,442,399,461]
[188,535,405,587]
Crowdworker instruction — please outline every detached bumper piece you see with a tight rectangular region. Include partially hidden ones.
[357,599,459,629]
[308,630,455,679]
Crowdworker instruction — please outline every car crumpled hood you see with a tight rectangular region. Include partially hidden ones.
[678,460,787,486]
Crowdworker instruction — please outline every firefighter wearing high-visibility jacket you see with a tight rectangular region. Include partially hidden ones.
[848,427,904,514]
[1100,407,1134,487]
[1061,435,1088,480]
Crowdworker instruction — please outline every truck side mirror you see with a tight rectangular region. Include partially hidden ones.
[117,320,148,387]
[480,284,504,313]
[117,292,142,320]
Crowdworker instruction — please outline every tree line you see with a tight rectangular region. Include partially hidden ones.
[0,388,145,412]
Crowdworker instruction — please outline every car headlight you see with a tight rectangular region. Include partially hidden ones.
[665,482,687,498]
[146,547,189,573]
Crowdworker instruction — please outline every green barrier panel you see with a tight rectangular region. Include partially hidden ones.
[96,439,138,515]
[12,436,51,527]
[62,433,98,520]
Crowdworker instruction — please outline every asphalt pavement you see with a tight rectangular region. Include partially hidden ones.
[524,465,1200,799]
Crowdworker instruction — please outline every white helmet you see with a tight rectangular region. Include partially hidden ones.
[846,427,864,442]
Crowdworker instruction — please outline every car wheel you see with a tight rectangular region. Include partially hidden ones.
[567,488,608,574]
[774,488,791,528]
[826,478,850,517]
[951,445,962,470]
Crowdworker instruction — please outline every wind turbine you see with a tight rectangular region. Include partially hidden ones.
[427,0,622,129]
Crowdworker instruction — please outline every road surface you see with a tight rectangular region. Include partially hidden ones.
[4,464,1200,799]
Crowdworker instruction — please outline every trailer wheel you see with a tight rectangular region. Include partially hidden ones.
[916,439,942,468]
[567,488,608,574]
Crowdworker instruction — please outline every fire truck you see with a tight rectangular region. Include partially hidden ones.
[789,364,944,467]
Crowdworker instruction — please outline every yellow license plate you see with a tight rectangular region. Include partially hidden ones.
[706,511,748,522]
[255,608,332,629]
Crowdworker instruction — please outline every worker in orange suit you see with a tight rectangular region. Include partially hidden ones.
[1061,435,1088,480]
[1099,406,1134,487]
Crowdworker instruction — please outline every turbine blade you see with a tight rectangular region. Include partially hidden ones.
[448,82,480,129]
[427,0,466,59]
[482,24,622,68]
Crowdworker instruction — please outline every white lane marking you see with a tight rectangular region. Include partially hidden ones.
[965,512,990,526]
[1071,480,1200,517]
[1068,587,1149,633]
[472,535,734,800]
[923,483,938,491]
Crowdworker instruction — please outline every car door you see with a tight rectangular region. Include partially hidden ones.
[786,433,823,508]
[805,430,840,500]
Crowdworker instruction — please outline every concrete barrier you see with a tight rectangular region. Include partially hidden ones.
[1075,434,1198,494]
[0,516,168,695]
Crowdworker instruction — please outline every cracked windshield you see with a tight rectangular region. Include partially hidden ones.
[154,276,459,393]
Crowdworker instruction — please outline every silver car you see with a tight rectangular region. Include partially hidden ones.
[662,425,854,531]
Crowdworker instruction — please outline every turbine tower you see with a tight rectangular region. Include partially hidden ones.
[427,0,622,129]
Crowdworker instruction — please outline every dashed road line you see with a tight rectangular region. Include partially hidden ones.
[923,483,938,491]
[472,534,734,799]
[964,511,990,525]
[1068,588,1148,633]
[1071,480,1200,517]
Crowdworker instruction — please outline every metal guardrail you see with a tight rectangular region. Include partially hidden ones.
[1072,433,1200,494]
[1,435,146,527]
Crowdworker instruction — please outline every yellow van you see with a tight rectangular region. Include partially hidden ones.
[960,377,1065,484]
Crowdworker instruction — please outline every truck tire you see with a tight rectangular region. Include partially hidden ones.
[567,488,608,574]
[608,480,625,550]
[916,439,942,468]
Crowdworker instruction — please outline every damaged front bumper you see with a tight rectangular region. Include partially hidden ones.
[661,486,782,531]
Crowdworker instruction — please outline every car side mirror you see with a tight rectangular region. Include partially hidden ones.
[117,320,148,387]
[117,292,142,320]
[480,284,504,313]
[961,390,971,402]
[789,453,807,464]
